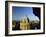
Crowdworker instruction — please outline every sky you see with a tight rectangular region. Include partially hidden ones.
[12,6,39,21]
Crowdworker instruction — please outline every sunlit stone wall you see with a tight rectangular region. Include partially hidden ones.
[20,17,30,30]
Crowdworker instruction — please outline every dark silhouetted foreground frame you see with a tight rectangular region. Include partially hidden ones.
[5,1,45,36]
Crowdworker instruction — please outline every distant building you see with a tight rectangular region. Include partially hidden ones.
[20,17,30,30]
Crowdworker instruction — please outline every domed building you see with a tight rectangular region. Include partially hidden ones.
[20,17,31,30]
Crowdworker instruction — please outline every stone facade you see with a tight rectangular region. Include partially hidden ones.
[20,17,30,30]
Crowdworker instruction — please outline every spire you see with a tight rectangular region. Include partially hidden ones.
[25,15,30,22]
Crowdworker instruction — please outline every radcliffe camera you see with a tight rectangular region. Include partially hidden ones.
[12,7,40,30]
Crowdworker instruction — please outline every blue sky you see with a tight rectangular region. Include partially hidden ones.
[12,6,39,21]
